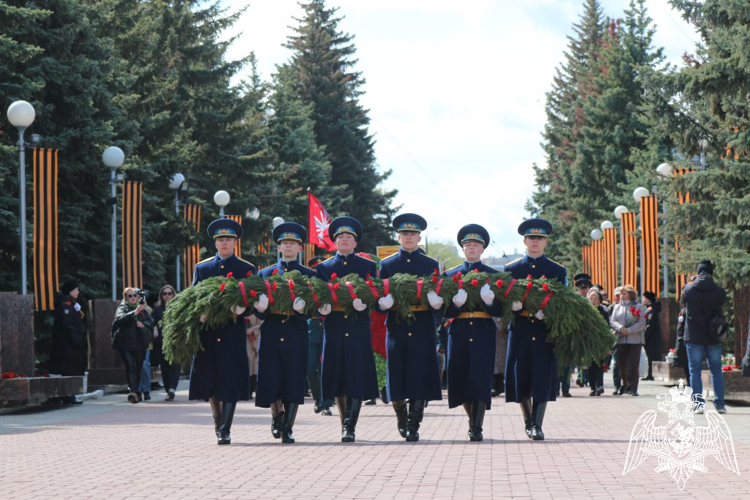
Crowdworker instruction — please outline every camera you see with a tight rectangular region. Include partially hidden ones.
[135,289,148,305]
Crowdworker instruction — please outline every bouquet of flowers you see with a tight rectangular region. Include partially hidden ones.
[666,348,677,363]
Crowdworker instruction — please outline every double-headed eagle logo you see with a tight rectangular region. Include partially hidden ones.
[623,380,740,489]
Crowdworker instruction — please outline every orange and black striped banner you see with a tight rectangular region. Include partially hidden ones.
[603,227,617,299]
[183,204,202,287]
[121,181,143,290]
[621,212,638,289]
[640,195,660,296]
[32,148,59,311]
[256,231,272,257]
[591,239,603,288]
[227,215,243,258]
[675,168,693,299]
[581,245,590,277]
[304,243,315,267]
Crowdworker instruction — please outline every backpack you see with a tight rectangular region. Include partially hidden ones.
[698,290,728,344]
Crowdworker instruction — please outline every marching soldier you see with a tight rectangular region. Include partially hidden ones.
[315,216,379,443]
[432,224,502,441]
[253,222,316,443]
[377,214,442,442]
[307,256,334,417]
[189,217,256,445]
[504,218,567,441]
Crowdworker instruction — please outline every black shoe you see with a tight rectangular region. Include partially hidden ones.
[596,387,604,396]
[468,400,486,442]
[210,397,222,437]
[127,392,138,404]
[613,387,621,395]
[271,413,283,439]
[314,402,323,414]
[520,399,533,439]
[166,389,176,401]
[217,402,237,445]
[322,407,332,416]
[341,398,362,442]
[589,390,596,396]
[280,402,299,444]
[364,399,376,405]
[393,401,407,438]
[575,379,584,387]
[641,376,654,381]
[562,392,572,398]
[143,392,151,401]
[405,400,425,442]
[530,401,547,441]
[631,390,639,397]
[614,386,626,396]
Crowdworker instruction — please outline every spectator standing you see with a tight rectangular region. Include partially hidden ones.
[112,288,154,403]
[610,285,646,396]
[587,289,608,396]
[682,260,728,413]
[641,291,662,381]
[151,285,181,401]
[50,280,86,379]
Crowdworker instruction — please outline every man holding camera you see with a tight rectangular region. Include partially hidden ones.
[681,260,727,414]
[189,217,257,444]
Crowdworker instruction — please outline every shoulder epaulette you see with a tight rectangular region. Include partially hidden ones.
[322,256,335,264]
[446,264,462,272]
[381,253,398,261]
[358,254,375,262]
[237,257,256,267]
[197,256,214,264]
[547,258,565,268]
[505,257,522,266]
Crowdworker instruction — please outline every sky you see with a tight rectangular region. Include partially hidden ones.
[221,0,701,257]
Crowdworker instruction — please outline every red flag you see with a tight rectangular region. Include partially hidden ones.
[308,190,336,251]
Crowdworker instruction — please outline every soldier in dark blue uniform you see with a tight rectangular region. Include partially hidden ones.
[435,224,503,442]
[306,256,334,417]
[252,222,316,443]
[504,218,567,441]
[189,217,257,445]
[377,213,442,442]
[315,216,379,443]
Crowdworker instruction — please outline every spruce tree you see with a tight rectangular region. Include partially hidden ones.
[284,0,397,251]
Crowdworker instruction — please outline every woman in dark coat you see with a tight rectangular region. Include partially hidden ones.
[151,284,181,401]
[642,291,662,381]
[112,287,154,403]
[49,280,86,377]
[587,289,609,395]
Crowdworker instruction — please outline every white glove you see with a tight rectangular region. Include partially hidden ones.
[535,310,545,320]
[427,291,444,310]
[232,305,246,315]
[255,294,269,313]
[293,297,306,313]
[511,301,523,311]
[480,284,495,306]
[452,289,467,307]
[352,298,368,312]
[378,294,394,311]
[678,315,684,323]
[199,314,208,324]
[318,304,332,316]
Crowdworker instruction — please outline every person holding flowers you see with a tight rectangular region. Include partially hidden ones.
[610,285,647,396]
[438,224,502,442]
[252,222,316,444]
[377,213,443,442]
[189,217,256,445]
[505,218,567,441]
[315,216,379,443]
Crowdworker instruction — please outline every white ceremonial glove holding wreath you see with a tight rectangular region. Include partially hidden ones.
[452,289,468,307]
[378,294,394,311]
[352,298,368,312]
[480,284,495,306]
[318,304,332,316]
[427,291,444,310]
[231,305,246,315]
[293,297,306,313]
[535,310,545,320]
[511,301,523,311]
[254,294,269,313]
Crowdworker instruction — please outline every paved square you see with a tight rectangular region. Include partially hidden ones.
[1,377,748,499]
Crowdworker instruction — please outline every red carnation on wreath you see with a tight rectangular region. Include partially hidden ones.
[471,279,479,287]
[330,273,338,281]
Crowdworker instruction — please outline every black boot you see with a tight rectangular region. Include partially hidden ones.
[380,386,389,404]
[217,402,237,445]
[392,400,407,438]
[469,400,487,442]
[406,400,425,442]
[462,402,472,435]
[280,401,299,444]
[519,399,533,439]
[249,375,257,400]
[271,411,284,439]
[209,397,222,437]
[342,398,362,443]
[335,396,347,429]
[530,401,547,441]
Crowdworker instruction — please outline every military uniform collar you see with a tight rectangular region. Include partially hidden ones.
[215,252,236,264]
[278,258,298,269]
[398,248,420,259]
[464,260,482,271]
[335,252,355,262]
[522,254,547,264]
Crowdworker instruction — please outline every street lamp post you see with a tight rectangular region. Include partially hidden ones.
[169,173,187,291]
[214,190,230,217]
[103,146,125,300]
[655,163,673,298]
[7,100,36,295]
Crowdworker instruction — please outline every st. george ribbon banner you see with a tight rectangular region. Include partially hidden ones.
[122,180,143,290]
[640,195,660,296]
[621,212,638,289]
[183,204,202,287]
[33,148,59,311]
[227,215,243,259]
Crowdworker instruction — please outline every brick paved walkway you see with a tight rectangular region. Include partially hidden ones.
[1,376,748,499]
